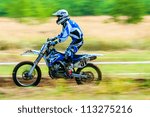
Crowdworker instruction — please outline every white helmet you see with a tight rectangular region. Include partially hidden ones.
[52,9,69,25]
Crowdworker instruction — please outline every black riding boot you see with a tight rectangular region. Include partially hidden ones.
[64,58,73,78]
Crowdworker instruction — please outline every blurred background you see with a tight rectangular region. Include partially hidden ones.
[0,0,150,99]
[0,0,150,50]
[0,0,150,21]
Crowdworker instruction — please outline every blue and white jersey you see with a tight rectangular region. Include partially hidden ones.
[57,19,83,44]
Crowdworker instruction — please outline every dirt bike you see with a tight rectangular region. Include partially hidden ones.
[12,40,102,87]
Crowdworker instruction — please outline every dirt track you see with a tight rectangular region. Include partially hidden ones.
[0,77,77,87]
[0,76,149,88]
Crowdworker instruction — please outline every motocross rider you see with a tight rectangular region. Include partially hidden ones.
[47,9,84,77]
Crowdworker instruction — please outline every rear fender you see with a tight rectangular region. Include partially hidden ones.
[85,54,104,61]
[73,54,104,68]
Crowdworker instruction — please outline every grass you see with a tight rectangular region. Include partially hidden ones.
[0,50,149,100]
[91,50,150,62]
[0,50,149,78]
[0,40,21,50]
[0,63,150,79]
[0,77,149,100]
[0,37,150,51]
[0,49,150,62]
[0,49,149,100]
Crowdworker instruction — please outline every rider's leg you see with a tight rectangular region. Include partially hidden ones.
[64,42,83,77]
[64,47,74,77]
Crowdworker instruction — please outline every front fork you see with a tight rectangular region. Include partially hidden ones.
[28,54,43,76]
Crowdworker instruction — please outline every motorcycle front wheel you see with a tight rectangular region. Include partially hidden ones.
[12,61,41,87]
[76,63,102,85]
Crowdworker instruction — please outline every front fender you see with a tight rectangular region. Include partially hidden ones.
[21,50,40,56]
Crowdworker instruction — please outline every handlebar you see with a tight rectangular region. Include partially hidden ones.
[47,37,57,42]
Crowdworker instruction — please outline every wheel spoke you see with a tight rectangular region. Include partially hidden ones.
[76,63,102,85]
[12,61,41,87]
[16,65,37,86]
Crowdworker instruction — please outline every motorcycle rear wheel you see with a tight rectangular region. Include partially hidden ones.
[76,63,102,85]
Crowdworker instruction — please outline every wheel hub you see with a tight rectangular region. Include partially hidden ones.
[81,71,94,83]
[22,71,33,80]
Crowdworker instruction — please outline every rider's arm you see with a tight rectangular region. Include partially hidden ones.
[47,22,71,45]
[47,37,60,46]
[56,22,71,43]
